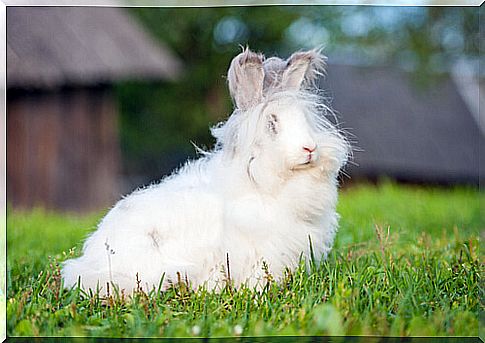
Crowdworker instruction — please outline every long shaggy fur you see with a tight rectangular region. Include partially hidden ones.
[62,48,350,293]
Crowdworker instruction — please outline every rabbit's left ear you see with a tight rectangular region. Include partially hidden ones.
[281,49,326,91]
[227,47,265,110]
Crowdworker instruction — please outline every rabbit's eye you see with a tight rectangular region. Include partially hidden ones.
[267,114,279,135]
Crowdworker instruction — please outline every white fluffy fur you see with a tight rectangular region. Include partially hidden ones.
[62,48,350,293]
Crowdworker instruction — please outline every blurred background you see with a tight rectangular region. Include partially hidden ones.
[6,6,484,212]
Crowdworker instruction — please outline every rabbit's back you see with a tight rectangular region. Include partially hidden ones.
[62,158,226,291]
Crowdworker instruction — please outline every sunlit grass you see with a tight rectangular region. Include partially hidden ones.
[6,182,483,337]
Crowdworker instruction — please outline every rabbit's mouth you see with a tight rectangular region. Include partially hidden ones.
[293,151,319,169]
[292,159,316,170]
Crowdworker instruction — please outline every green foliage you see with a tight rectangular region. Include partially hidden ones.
[6,183,483,337]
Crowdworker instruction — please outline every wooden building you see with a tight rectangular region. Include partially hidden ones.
[7,7,182,212]
[321,63,484,185]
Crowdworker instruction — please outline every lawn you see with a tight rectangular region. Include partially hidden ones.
[6,182,483,338]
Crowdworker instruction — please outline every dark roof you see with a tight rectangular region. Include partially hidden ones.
[321,63,484,184]
[7,7,182,89]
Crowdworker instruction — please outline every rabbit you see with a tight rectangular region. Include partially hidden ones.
[62,48,350,293]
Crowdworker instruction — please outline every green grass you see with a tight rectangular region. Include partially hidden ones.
[6,182,484,338]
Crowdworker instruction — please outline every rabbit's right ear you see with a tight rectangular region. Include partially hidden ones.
[280,49,326,91]
[227,48,265,110]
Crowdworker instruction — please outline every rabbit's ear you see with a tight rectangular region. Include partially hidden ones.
[281,49,326,91]
[263,57,286,90]
[228,47,265,110]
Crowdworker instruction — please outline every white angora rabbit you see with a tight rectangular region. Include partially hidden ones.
[62,48,350,292]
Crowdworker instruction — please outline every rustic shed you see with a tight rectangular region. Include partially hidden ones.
[7,7,182,212]
[321,63,484,185]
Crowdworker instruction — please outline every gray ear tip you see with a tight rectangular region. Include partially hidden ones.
[264,57,286,69]
[275,48,327,91]
[238,47,264,66]
[287,49,327,66]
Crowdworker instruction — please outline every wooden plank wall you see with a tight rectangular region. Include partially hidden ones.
[7,86,120,212]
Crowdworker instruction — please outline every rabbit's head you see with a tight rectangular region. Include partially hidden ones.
[213,48,348,189]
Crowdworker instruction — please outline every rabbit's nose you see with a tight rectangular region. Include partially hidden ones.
[303,145,317,153]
